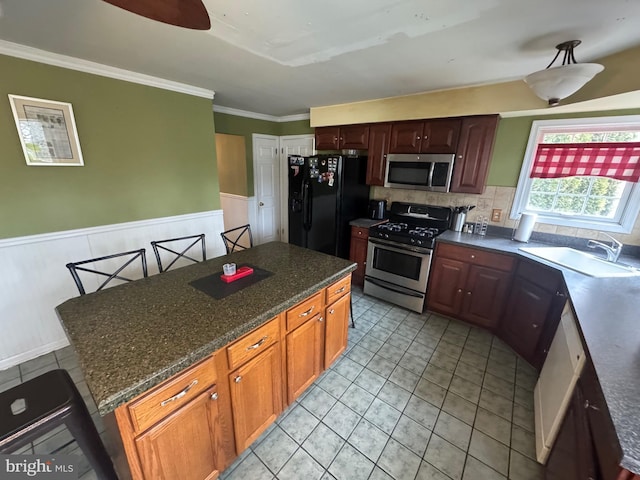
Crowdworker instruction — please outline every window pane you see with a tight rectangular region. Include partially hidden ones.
[555,195,586,214]
[528,193,555,211]
[584,197,618,218]
[531,178,558,192]
[558,177,590,194]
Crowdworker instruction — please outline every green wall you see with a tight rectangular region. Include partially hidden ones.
[488,108,640,187]
[0,54,219,239]
[214,112,313,196]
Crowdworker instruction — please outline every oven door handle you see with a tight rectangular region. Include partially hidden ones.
[366,277,424,298]
[368,238,432,256]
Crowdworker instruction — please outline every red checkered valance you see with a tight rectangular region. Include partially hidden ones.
[531,142,640,182]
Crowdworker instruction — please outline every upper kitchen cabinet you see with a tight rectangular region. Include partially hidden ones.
[366,123,392,186]
[450,115,499,194]
[315,125,370,150]
[389,119,461,154]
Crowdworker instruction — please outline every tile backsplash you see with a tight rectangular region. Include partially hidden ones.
[371,186,640,247]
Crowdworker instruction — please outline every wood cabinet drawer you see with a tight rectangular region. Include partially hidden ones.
[325,275,351,306]
[227,317,279,371]
[127,356,216,434]
[286,292,323,332]
[437,243,514,272]
[351,226,369,239]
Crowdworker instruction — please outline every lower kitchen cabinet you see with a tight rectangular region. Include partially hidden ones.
[349,226,369,286]
[285,313,323,404]
[324,292,350,368]
[427,243,513,328]
[500,260,566,369]
[135,386,221,480]
[229,343,283,453]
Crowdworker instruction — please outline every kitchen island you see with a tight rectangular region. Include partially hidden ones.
[56,242,355,479]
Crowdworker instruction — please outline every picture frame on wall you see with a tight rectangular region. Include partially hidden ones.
[8,94,84,166]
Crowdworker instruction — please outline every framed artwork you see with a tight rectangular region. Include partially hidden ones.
[8,94,84,166]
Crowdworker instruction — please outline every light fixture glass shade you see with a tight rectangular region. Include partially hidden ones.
[524,63,604,106]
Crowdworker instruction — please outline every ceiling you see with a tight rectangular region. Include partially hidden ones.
[1,0,639,117]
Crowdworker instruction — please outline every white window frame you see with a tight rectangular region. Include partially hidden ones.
[511,115,640,234]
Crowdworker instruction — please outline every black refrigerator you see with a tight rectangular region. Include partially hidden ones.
[288,154,370,259]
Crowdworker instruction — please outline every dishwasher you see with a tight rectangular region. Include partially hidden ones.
[534,300,586,464]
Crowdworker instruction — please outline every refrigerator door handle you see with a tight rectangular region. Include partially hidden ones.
[302,180,312,231]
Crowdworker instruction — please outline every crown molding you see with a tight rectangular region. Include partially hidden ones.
[0,39,215,99]
[213,104,309,123]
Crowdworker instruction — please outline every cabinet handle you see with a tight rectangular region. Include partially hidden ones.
[210,392,219,401]
[160,379,198,406]
[466,291,472,295]
[246,336,268,350]
[318,316,324,322]
[299,306,315,317]
[532,324,539,329]
[417,136,421,140]
[470,254,475,259]
[555,291,566,297]
[358,231,362,235]
[329,309,335,314]
[458,155,463,159]
[335,286,346,294]
[457,288,463,293]
[584,400,599,411]
[234,376,242,383]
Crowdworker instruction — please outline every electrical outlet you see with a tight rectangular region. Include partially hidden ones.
[491,209,502,222]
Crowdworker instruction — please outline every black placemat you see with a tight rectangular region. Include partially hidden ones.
[189,264,273,300]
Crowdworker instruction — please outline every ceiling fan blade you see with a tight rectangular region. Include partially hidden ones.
[102,0,211,30]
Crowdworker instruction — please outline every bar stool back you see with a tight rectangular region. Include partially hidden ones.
[0,369,118,479]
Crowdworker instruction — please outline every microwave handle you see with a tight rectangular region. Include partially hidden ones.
[427,162,435,189]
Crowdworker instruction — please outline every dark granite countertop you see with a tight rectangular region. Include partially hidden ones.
[56,242,355,416]
[348,218,388,228]
[437,231,640,474]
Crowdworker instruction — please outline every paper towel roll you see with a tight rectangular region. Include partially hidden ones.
[513,213,537,242]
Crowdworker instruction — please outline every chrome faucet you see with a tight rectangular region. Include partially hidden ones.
[587,233,623,262]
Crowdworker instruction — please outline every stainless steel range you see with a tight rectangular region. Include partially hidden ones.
[363,202,452,312]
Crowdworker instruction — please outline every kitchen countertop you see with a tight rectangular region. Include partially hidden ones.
[437,231,640,474]
[348,218,388,228]
[56,242,355,415]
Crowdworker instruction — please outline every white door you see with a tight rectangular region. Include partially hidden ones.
[253,134,280,245]
[280,135,315,242]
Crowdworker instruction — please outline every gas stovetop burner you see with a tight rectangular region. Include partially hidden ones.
[408,227,440,238]
[378,222,408,232]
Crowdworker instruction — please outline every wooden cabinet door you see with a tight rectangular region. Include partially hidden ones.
[135,386,220,480]
[389,121,424,153]
[421,119,461,153]
[229,344,282,452]
[340,125,369,149]
[461,265,511,329]
[349,227,369,286]
[545,382,597,480]
[500,277,554,362]
[324,294,349,368]
[286,314,323,404]
[426,257,467,317]
[450,115,499,194]
[315,126,340,150]
[366,123,392,185]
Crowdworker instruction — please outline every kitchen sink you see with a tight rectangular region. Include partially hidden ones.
[519,247,640,278]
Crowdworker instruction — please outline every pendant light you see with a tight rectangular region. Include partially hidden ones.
[102,0,211,30]
[524,40,604,106]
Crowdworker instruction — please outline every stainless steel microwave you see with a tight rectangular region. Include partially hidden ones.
[384,153,455,192]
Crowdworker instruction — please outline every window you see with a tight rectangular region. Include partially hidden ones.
[511,116,640,233]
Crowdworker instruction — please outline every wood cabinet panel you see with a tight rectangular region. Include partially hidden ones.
[426,257,467,317]
[349,227,369,286]
[390,121,423,153]
[450,115,499,194]
[135,386,220,480]
[340,125,370,149]
[285,314,323,404]
[326,275,351,305]
[286,292,323,332]
[324,293,349,368]
[461,265,511,329]
[436,243,514,271]
[226,317,279,370]
[127,356,217,434]
[229,344,282,452]
[422,119,461,153]
[366,123,392,186]
[315,126,340,150]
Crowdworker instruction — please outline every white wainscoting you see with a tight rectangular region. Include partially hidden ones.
[0,210,225,371]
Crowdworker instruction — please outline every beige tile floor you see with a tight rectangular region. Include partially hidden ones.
[1,287,543,480]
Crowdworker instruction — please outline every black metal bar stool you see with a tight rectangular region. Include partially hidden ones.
[0,369,118,479]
